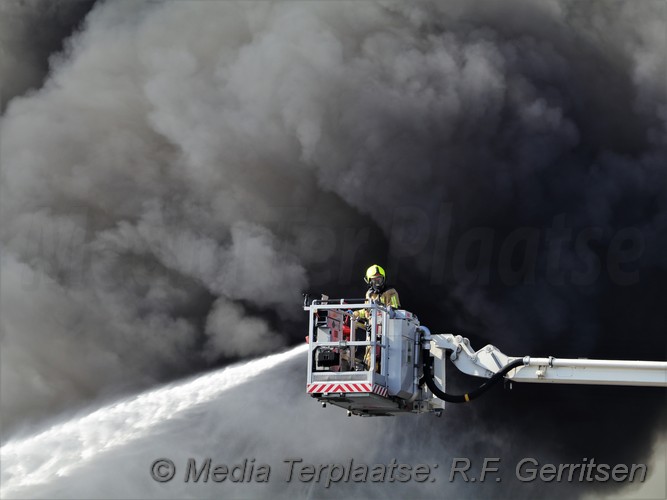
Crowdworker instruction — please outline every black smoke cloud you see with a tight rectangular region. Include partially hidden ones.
[1,0,665,497]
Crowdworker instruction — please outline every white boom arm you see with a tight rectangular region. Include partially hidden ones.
[429,333,667,387]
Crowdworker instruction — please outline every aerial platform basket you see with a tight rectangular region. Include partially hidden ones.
[304,296,440,416]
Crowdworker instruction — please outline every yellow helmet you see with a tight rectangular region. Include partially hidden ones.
[364,264,386,290]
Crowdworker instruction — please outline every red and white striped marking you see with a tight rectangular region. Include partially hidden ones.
[307,382,370,393]
[307,382,388,398]
[371,384,388,397]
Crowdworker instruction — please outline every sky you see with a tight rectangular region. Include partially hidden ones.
[1,1,665,498]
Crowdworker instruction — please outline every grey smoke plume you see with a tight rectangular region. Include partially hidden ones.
[1,0,665,497]
[0,0,95,109]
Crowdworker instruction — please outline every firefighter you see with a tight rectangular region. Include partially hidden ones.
[353,264,400,371]
[362,264,400,309]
